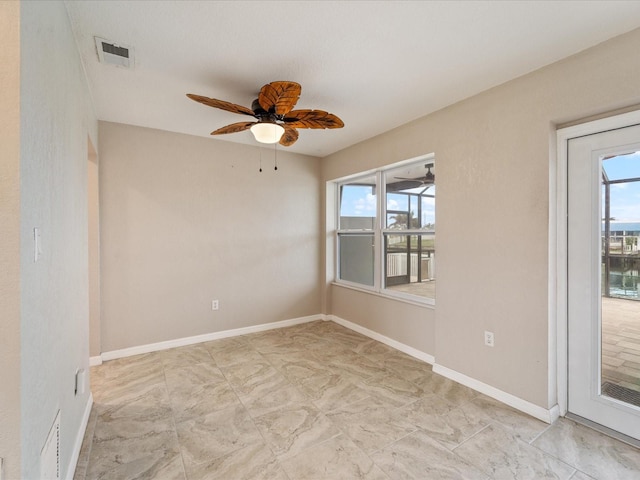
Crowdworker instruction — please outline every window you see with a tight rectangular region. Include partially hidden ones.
[338,176,376,286]
[335,155,435,303]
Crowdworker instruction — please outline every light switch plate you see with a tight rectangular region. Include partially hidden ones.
[34,227,41,262]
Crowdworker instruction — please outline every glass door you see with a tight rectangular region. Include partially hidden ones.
[567,123,640,440]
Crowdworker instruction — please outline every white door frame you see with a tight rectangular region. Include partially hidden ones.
[555,109,640,417]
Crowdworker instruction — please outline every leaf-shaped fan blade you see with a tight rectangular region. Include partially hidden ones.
[279,125,299,146]
[283,110,344,129]
[258,81,301,115]
[187,94,256,117]
[211,122,256,135]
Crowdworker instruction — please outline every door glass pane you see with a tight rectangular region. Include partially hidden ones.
[601,152,640,407]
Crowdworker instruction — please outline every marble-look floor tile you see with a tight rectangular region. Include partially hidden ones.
[209,344,265,368]
[354,339,398,358]
[157,344,213,368]
[202,335,249,354]
[413,373,478,405]
[91,375,165,405]
[94,381,172,420]
[288,328,326,340]
[91,355,165,402]
[91,352,163,383]
[176,404,263,466]
[246,329,303,351]
[398,394,488,450]
[254,402,341,459]
[183,442,288,480]
[281,434,389,479]
[169,380,240,422]
[74,406,99,480]
[570,470,597,480]
[325,330,372,351]
[220,359,291,396]
[469,394,549,443]
[454,424,576,479]
[240,383,311,418]
[163,361,225,392]
[300,373,372,412]
[326,398,417,454]
[371,429,489,479]
[303,320,349,335]
[87,415,184,480]
[271,355,334,384]
[400,392,458,417]
[252,339,308,355]
[87,453,185,480]
[328,352,390,381]
[532,418,640,480]
[379,351,433,384]
[262,349,321,369]
[295,334,355,356]
[79,322,640,480]
[326,394,404,417]
[360,374,424,407]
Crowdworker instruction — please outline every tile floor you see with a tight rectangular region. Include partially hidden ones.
[74,320,640,480]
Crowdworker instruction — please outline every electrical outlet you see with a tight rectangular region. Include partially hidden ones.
[212,300,219,311]
[484,331,495,347]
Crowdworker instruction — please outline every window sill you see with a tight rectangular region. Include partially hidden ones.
[331,281,435,309]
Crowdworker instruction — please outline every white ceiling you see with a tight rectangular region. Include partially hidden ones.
[65,1,640,158]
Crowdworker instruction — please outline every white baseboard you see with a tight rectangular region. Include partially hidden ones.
[95,312,558,425]
[328,314,435,365]
[100,314,323,362]
[89,356,102,367]
[328,314,557,424]
[432,364,559,424]
[66,393,93,480]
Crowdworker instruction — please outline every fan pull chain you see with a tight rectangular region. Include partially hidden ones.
[259,147,263,172]
[274,143,278,171]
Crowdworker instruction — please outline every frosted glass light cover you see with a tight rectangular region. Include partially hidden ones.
[250,123,285,144]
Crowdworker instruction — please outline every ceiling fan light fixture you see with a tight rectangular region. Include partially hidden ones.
[250,122,285,144]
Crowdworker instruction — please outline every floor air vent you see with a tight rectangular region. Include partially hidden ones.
[94,37,134,69]
[40,410,60,480]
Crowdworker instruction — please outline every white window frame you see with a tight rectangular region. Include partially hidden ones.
[334,154,435,306]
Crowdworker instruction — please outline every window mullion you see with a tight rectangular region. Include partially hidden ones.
[375,170,386,292]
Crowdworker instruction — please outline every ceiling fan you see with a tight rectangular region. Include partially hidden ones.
[187,81,344,146]
[394,164,435,193]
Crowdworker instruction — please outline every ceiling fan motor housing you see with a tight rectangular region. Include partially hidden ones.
[251,99,282,124]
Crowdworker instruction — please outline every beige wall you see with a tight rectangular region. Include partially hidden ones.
[0,2,21,478]
[323,28,640,409]
[20,1,97,477]
[99,122,322,351]
[88,140,101,357]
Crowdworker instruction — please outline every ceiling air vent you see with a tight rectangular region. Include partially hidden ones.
[94,37,134,69]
